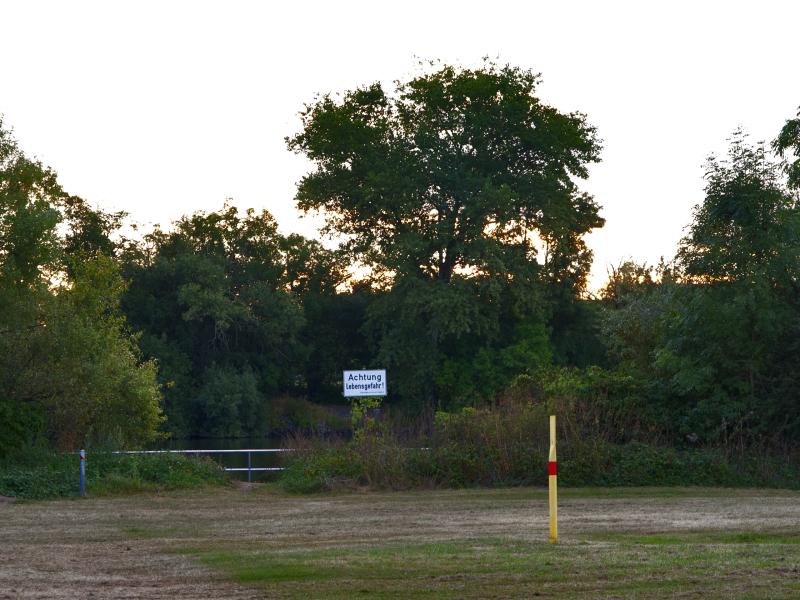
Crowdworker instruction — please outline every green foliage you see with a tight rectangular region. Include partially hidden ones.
[0,120,162,452]
[280,395,800,493]
[5,80,800,495]
[363,274,556,409]
[0,450,78,499]
[602,133,800,447]
[677,131,800,285]
[601,263,674,375]
[85,452,226,496]
[280,359,800,493]
[548,298,609,368]
[121,204,323,437]
[61,195,127,260]
[423,406,548,487]
[0,398,43,459]
[1,254,163,450]
[300,287,373,402]
[289,60,604,409]
[600,261,659,306]
[350,395,383,431]
[280,440,363,493]
[0,118,63,285]
[0,448,226,500]
[436,315,553,409]
[288,60,602,287]
[774,105,800,190]
[195,365,263,438]
[584,443,740,487]
[279,367,646,492]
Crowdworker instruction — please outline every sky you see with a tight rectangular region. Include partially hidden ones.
[2,0,799,289]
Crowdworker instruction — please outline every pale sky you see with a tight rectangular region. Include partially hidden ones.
[3,0,799,289]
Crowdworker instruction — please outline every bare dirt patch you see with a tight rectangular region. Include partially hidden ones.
[2,487,800,599]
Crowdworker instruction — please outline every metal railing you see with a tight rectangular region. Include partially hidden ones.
[113,448,291,482]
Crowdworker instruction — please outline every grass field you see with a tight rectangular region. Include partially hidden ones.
[3,486,800,599]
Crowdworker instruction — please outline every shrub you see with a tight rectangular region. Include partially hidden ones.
[280,436,363,493]
[0,398,44,459]
[279,403,800,493]
[0,448,227,500]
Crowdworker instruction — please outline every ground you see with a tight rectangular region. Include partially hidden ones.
[2,486,800,599]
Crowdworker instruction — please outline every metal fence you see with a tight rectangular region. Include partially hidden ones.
[113,448,291,482]
[76,448,292,496]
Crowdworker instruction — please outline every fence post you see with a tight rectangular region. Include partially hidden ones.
[247,451,252,483]
[79,449,86,497]
[548,416,558,544]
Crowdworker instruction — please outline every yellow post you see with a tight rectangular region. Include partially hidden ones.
[548,414,558,544]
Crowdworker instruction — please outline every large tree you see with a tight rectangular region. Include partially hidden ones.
[120,204,351,436]
[288,62,604,407]
[288,61,603,290]
[0,118,162,453]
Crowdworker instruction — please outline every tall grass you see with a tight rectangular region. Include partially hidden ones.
[0,447,227,500]
[279,399,800,493]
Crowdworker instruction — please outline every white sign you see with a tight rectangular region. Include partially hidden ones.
[343,369,387,397]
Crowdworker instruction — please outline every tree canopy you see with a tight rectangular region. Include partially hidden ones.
[677,131,800,288]
[604,132,800,446]
[3,70,799,456]
[288,61,603,292]
[0,119,162,453]
[288,62,605,408]
[774,106,800,190]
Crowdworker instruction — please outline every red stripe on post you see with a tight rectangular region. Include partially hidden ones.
[548,461,557,476]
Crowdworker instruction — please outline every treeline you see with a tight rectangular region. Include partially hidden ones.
[2,61,800,457]
[0,123,161,453]
[601,132,800,449]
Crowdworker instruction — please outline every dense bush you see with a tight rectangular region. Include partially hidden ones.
[0,398,43,459]
[279,397,800,493]
[0,448,227,500]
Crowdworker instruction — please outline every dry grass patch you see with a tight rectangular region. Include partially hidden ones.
[2,486,800,598]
